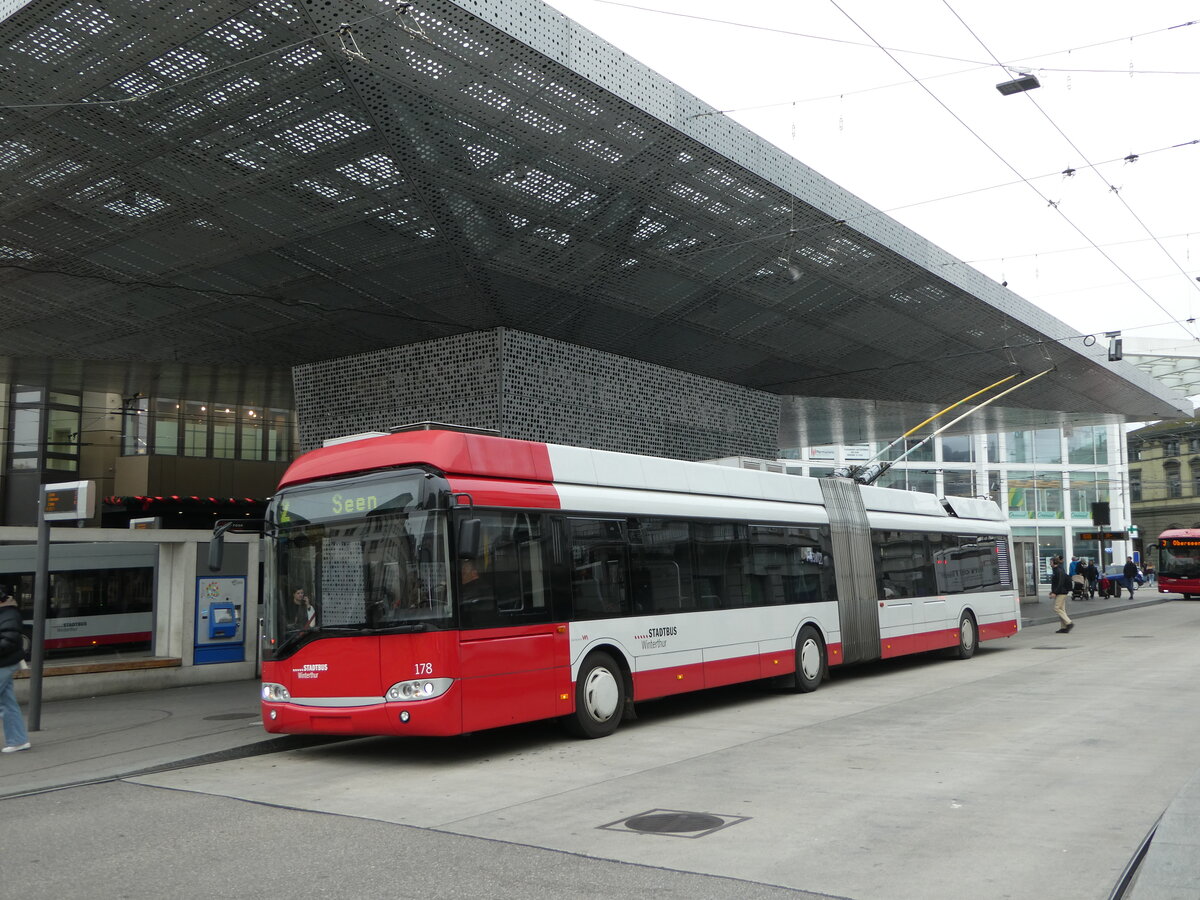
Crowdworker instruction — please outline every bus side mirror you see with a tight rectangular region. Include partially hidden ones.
[458,518,481,560]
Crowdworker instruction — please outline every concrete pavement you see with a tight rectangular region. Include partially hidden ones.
[0,589,1194,898]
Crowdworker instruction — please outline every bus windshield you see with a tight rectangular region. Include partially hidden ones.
[263,472,451,659]
[1160,539,1200,579]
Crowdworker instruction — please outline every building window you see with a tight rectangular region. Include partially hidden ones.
[154,399,179,455]
[942,470,974,497]
[211,404,237,459]
[882,439,933,463]
[1006,429,1062,465]
[1008,471,1063,519]
[1165,461,1182,498]
[1164,439,1181,457]
[8,386,80,474]
[1067,425,1108,465]
[941,435,974,463]
[1069,472,1109,518]
[1130,470,1141,503]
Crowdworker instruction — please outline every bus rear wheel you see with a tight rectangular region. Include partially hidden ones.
[795,625,825,693]
[565,651,625,738]
[952,611,978,659]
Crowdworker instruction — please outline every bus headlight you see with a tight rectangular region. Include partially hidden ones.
[386,677,453,701]
[262,683,291,702]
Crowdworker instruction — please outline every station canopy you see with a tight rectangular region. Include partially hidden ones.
[0,0,1190,446]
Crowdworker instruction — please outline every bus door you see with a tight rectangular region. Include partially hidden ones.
[456,511,566,732]
[819,479,881,664]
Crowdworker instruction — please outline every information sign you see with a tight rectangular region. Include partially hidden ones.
[42,480,95,521]
[1077,531,1129,541]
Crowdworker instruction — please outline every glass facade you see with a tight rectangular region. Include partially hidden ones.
[121,396,294,462]
[784,422,1124,577]
[7,387,80,473]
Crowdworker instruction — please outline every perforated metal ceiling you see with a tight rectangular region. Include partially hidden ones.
[0,0,1190,432]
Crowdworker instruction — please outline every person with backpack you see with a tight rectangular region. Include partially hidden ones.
[1050,556,1074,634]
[0,588,30,753]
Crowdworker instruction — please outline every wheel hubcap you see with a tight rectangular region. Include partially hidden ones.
[800,639,821,680]
[962,619,975,649]
[583,667,619,722]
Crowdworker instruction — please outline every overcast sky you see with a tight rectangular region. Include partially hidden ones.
[544,0,1200,350]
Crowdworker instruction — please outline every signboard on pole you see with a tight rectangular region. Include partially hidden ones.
[42,480,95,521]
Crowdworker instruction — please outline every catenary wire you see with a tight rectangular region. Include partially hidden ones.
[826,0,1199,344]
[941,0,1200,341]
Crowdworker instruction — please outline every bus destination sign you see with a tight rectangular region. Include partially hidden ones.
[1077,531,1129,541]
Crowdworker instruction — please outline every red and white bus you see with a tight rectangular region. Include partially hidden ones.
[1156,529,1200,597]
[255,427,1019,739]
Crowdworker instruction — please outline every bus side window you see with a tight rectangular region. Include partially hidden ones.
[459,511,552,628]
[629,518,694,614]
[567,518,630,620]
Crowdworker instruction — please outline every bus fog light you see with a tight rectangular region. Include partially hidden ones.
[400,710,410,723]
[386,677,453,701]
[262,683,290,702]
[269,710,277,720]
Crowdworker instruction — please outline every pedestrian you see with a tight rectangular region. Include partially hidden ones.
[1050,555,1074,634]
[0,588,31,753]
[1082,558,1099,599]
[1143,560,1156,584]
[1123,556,1139,596]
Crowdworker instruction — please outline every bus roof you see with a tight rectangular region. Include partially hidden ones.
[277,429,1001,522]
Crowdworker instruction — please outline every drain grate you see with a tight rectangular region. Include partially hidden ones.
[599,808,749,839]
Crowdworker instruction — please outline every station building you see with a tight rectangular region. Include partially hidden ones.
[0,0,1190,697]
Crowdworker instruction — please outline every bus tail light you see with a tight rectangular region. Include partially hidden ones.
[386,678,453,701]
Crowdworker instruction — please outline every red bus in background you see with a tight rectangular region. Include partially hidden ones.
[1156,529,1200,597]
[253,427,1019,739]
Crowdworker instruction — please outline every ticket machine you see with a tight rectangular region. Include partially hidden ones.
[194,576,246,665]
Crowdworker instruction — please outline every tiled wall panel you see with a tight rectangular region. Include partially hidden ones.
[293,329,778,460]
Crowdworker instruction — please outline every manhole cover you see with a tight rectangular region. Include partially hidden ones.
[625,812,725,833]
[203,712,261,721]
[599,808,749,839]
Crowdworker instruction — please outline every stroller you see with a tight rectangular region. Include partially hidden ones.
[1070,577,1088,602]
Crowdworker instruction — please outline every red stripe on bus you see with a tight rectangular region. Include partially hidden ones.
[44,631,152,650]
[279,431,555,488]
[881,619,1018,658]
[445,476,561,509]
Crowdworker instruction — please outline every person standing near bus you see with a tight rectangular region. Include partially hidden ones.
[1082,558,1099,599]
[1050,556,1074,633]
[1123,557,1140,596]
[0,589,31,753]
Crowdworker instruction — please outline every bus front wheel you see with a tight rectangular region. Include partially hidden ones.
[566,651,625,739]
[795,625,825,693]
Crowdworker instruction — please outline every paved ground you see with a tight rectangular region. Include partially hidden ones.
[1,586,1193,899]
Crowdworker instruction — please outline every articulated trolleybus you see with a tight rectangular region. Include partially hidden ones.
[256,427,1019,739]
[1156,529,1200,597]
